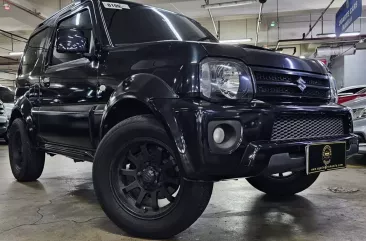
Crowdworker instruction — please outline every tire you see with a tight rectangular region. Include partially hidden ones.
[93,115,213,239]
[8,118,45,182]
[246,171,320,196]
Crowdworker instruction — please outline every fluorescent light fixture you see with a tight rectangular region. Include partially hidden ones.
[341,32,361,37]
[202,0,256,9]
[317,32,360,38]
[9,52,23,56]
[219,38,252,44]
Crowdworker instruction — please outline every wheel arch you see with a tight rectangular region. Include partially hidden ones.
[100,97,155,137]
[98,73,197,178]
[99,73,178,140]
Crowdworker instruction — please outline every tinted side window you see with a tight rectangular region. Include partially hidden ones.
[102,6,216,44]
[51,10,92,65]
[20,29,49,76]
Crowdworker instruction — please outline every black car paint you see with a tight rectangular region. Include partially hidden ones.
[11,0,358,181]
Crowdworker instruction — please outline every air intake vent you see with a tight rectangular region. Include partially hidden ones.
[271,115,345,141]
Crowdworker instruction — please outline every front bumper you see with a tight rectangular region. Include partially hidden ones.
[154,99,358,181]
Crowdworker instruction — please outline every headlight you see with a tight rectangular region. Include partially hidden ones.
[328,74,338,103]
[353,108,366,120]
[199,58,254,101]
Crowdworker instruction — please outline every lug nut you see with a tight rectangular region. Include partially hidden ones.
[137,172,142,176]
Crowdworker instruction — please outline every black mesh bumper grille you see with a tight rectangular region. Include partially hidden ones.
[271,115,345,141]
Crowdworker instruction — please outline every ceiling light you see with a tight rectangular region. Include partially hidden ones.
[202,0,256,9]
[9,52,23,56]
[317,32,360,38]
[340,32,361,37]
[219,38,252,44]
[317,33,336,38]
[3,2,10,10]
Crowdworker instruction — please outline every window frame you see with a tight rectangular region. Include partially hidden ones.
[45,4,98,68]
[98,4,217,46]
[18,26,50,79]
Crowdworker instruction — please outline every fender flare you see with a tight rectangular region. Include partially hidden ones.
[10,94,36,140]
[99,73,178,138]
[99,74,195,177]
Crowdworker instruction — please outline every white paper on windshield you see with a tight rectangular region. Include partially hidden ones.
[102,2,130,10]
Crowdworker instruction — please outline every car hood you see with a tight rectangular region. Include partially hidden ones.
[342,96,366,109]
[200,42,326,74]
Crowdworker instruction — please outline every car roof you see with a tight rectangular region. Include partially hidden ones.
[339,85,366,93]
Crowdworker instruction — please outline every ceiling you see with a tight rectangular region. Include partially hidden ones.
[0,0,364,85]
[138,0,354,20]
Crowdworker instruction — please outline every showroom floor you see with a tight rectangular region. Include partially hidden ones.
[0,143,366,241]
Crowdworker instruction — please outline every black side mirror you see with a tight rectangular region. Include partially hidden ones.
[56,28,89,54]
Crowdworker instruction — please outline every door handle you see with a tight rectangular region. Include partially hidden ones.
[42,77,50,87]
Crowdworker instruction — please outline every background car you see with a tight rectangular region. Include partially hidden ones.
[0,100,9,142]
[343,96,366,155]
[338,85,366,104]
[0,86,15,142]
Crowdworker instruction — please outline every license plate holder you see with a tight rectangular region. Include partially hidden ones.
[306,142,346,175]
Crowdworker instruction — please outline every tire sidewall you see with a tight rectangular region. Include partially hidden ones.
[8,118,44,181]
[8,119,30,178]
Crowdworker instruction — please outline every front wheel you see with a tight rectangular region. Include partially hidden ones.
[247,171,320,196]
[93,115,213,239]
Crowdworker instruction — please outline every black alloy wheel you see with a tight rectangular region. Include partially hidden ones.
[93,115,213,239]
[110,139,181,219]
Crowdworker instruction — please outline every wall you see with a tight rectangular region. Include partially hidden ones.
[343,50,366,87]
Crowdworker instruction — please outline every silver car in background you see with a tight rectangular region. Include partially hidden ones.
[0,86,15,142]
[344,96,366,154]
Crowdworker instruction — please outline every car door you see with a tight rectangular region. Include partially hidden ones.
[16,27,50,106]
[36,5,98,150]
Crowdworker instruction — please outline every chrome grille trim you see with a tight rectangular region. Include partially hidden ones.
[271,115,345,141]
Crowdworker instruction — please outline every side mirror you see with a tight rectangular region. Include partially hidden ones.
[56,28,88,54]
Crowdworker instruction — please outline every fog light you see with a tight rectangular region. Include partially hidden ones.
[213,127,225,144]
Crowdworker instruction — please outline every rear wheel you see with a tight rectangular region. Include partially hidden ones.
[8,118,45,181]
[247,171,319,196]
[93,115,213,239]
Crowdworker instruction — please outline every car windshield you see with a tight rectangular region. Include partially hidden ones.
[101,3,218,45]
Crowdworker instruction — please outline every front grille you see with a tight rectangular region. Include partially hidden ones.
[271,115,345,141]
[253,69,330,103]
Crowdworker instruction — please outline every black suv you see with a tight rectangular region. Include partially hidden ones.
[8,0,358,238]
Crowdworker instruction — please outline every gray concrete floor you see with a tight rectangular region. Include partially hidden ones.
[1,143,366,241]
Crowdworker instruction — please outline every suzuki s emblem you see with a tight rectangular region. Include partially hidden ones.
[297,77,307,92]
